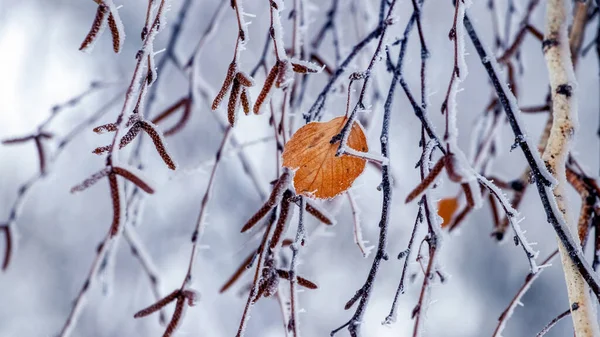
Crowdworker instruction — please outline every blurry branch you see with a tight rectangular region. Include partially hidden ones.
[492,250,559,337]
[0,85,122,271]
[58,235,116,337]
[184,0,228,69]
[149,96,192,137]
[196,76,268,200]
[347,191,373,258]
[134,128,232,336]
[144,0,194,117]
[496,0,542,64]
[123,223,168,325]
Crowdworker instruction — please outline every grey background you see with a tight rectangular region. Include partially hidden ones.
[0,0,599,336]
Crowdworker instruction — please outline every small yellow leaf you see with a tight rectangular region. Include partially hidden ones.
[282,116,368,199]
[438,197,459,228]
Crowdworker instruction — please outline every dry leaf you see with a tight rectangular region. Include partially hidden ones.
[438,197,459,228]
[282,116,368,199]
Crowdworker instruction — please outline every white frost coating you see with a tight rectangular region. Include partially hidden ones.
[157,0,171,33]
[347,191,374,258]
[234,0,250,47]
[482,45,557,187]
[445,0,471,145]
[468,114,487,163]
[145,119,178,169]
[477,174,539,273]
[277,61,295,89]
[105,0,126,53]
[270,0,287,60]
[443,0,486,209]
[466,178,483,209]
[271,0,284,10]
[343,147,389,166]
[422,141,444,243]
[289,58,325,73]
[416,140,445,336]
[147,47,157,86]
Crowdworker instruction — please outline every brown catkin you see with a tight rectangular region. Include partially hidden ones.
[297,276,318,289]
[305,202,333,225]
[70,168,111,193]
[108,173,121,237]
[228,79,242,127]
[291,60,321,74]
[240,89,251,115]
[220,251,255,293]
[269,191,293,250]
[405,157,446,203]
[212,62,237,110]
[140,122,177,170]
[291,63,309,74]
[236,71,255,87]
[92,145,111,155]
[151,98,187,125]
[93,123,117,134]
[254,62,280,114]
[241,172,292,232]
[80,4,109,51]
[134,289,180,318]
[163,100,192,137]
[240,203,272,233]
[163,297,185,337]
[107,13,121,53]
[578,196,594,243]
[112,166,155,194]
[119,123,142,149]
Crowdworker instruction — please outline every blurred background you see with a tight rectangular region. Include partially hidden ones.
[1,0,599,336]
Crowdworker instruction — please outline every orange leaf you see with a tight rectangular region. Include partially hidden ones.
[282,116,368,199]
[438,197,459,228]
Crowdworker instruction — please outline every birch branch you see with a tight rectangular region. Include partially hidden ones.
[542,0,600,335]
[463,11,600,301]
